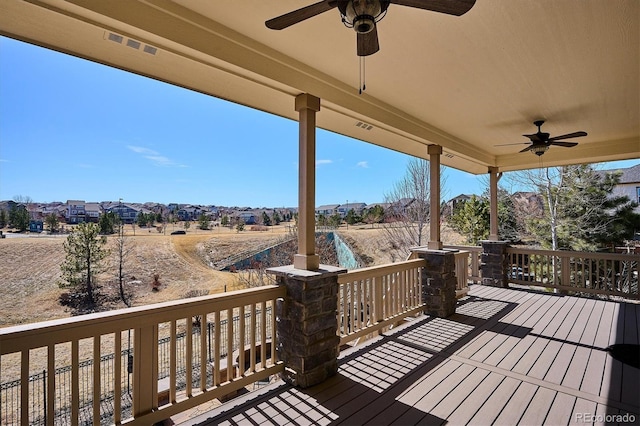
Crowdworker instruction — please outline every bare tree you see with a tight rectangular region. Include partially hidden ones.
[382,159,445,260]
[113,221,133,306]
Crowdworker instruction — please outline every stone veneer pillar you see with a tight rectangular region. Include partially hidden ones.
[481,240,509,287]
[411,248,457,318]
[267,264,345,388]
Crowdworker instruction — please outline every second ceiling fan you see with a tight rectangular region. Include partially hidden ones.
[266,0,476,57]
[498,120,588,156]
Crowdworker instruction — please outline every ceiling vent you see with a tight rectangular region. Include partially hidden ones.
[444,153,454,159]
[107,33,123,44]
[126,39,141,50]
[355,121,374,131]
[106,32,157,56]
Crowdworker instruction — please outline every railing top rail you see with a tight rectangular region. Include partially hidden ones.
[506,246,640,261]
[443,245,483,252]
[337,258,426,284]
[0,285,285,355]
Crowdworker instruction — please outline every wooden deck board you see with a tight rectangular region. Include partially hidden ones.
[493,381,539,425]
[468,376,521,422]
[181,287,640,426]
[579,299,606,346]
[580,348,607,395]
[554,297,588,340]
[444,371,506,424]
[566,298,596,343]
[561,346,592,391]
[518,386,557,425]
[624,303,639,344]
[546,392,577,425]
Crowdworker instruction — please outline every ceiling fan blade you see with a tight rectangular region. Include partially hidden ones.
[266,1,336,30]
[390,0,476,16]
[519,145,534,153]
[548,131,587,142]
[523,133,543,143]
[549,141,579,148]
[357,26,380,56]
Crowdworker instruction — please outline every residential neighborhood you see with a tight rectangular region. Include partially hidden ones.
[2,164,639,235]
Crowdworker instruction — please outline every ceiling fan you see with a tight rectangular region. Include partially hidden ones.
[499,120,588,156]
[265,0,476,57]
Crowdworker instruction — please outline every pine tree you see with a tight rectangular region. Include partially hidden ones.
[45,213,60,234]
[449,195,489,245]
[59,222,109,307]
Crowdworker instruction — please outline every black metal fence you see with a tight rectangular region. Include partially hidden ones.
[1,307,273,425]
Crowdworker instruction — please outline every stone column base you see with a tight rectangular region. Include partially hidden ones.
[411,248,457,318]
[267,264,345,388]
[481,240,509,288]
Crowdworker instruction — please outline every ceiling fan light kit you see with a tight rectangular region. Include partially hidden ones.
[339,0,388,34]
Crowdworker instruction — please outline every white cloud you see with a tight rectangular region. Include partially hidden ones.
[356,161,369,168]
[127,145,186,167]
[316,159,333,166]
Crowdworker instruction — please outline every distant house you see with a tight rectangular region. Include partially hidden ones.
[337,203,367,218]
[601,163,640,214]
[316,204,340,217]
[107,203,141,224]
[85,203,102,223]
[238,212,257,225]
[387,198,416,218]
[177,206,202,221]
[66,200,86,224]
[445,194,472,216]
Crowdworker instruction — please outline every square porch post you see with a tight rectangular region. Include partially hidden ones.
[268,94,343,389]
[294,93,320,271]
[428,145,443,250]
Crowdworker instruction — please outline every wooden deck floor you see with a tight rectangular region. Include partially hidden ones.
[178,285,639,425]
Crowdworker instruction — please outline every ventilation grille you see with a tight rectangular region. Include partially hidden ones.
[444,153,454,158]
[106,32,157,56]
[355,121,374,131]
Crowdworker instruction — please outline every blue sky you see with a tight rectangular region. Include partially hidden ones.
[0,37,636,208]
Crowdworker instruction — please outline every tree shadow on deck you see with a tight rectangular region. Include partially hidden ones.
[606,301,640,419]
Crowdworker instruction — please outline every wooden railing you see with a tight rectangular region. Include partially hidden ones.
[0,285,285,425]
[443,245,483,287]
[506,247,639,299]
[337,259,426,346]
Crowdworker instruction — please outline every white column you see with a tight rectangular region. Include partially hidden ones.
[294,93,320,270]
[428,145,443,250]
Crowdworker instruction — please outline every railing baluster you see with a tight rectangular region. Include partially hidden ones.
[238,305,245,376]
[47,345,55,425]
[114,332,121,424]
[185,319,193,397]
[71,340,79,426]
[170,321,177,403]
[226,308,233,381]
[20,349,29,424]
[201,312,208,391]
[214,312,221,386]
[250,304,256,374]
[93,336,101,424]
[261,301,267,369]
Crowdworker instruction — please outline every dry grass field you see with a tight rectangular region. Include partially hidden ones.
[0,226,290,327]
[0,223,465,384]
[0,223,465,327]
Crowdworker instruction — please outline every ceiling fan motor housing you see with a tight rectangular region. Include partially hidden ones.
[340,0,390,33]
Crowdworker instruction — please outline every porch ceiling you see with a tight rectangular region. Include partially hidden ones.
[1,0,638,174]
